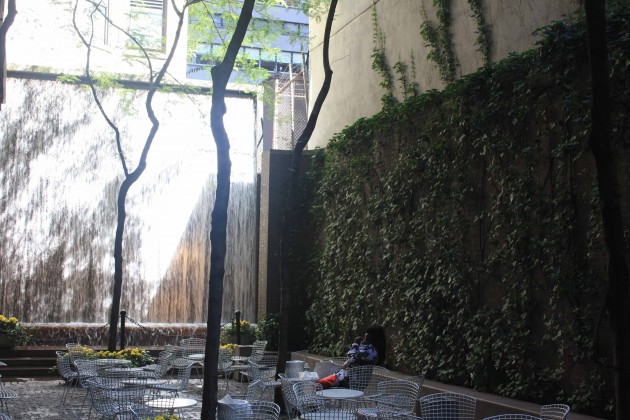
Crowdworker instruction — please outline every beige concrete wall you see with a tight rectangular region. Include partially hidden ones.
[308,0,578,149]
[7,0,190,83]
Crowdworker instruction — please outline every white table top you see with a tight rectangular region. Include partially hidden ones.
[187,353,205,361]
[121,379,166,386]
[301,412,357,420]
[96,358,132,366]
[316,389,364,399]
[104,367,144,374]
[145,397,198,409]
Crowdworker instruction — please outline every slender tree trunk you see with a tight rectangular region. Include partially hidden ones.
[584,1,630,418]
[277,0,338,386]
[201,2,255,419]
[0,0,17,109]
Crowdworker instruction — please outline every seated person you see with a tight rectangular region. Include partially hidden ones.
[318,325,386,389]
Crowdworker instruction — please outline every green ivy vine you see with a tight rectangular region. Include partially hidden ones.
[467,0,491,64]
[300,6,630,418]
[420,0,458,82]
[370,2,396,108]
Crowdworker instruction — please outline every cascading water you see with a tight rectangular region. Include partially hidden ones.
[0,76,258,325]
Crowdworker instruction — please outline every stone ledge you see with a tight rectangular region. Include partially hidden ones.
[291,351,603,420]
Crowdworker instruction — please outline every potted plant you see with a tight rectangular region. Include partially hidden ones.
[220,320,257,345]
[0,315,31,348]
[255,313,279,351]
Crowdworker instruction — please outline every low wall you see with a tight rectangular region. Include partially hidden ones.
[25,323,207,347]
[291,352,603,420]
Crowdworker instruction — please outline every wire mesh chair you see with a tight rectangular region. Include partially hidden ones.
[540,404,570,420]
[297,398,360,419]
[130,394,176,420]
[0,413,10,420]
[245,354,281,400]
[357,379,421,418]
[56,351,81,406]
[419,392,476,420]
[376,411,422,419]
[314,361,342,379]
[140,349,175,379]
[85,378,148,420]
[293,380,328,414]
[0,374,17,417]
[484,415,542,420]
[279,375,300,419]
[232,340,268,363]
[218,347,234,396]
[150,358,193,396]
[347,365,390,397]
[222,400,281,419]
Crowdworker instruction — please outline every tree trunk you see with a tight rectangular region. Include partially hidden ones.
[276,0,338,388]
[584,1,630,418]
[0,0,17,109]
[201,2,255,419]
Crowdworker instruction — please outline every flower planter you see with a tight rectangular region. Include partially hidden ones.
[226,332,255,345]
[0,333,17,349]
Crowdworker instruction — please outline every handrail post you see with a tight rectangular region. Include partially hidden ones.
[235,310,241,345]
[120,310,126,350]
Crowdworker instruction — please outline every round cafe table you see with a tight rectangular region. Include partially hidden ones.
[96,358,132,367]
[145,397,198,416]
[316,389,364,399]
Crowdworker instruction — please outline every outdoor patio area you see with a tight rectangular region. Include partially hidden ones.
[1,375,249,420]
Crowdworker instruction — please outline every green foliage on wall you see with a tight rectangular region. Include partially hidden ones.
[420,0,458,82]
[304,5,630,417]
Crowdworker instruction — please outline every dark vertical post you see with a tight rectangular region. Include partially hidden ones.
[235,310,241,345]
[120,310,126,350]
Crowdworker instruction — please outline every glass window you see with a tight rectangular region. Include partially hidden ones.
[129,0,166,51]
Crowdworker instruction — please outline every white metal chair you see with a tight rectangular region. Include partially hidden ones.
[222,400,281,419]
[232,340,268,363]
[357,379,420,418]
[55,350,81,407]
[150,358,193,396]
[85,378,148,420]
[218,347,234,396]
[0,375,16,418]
[245,355,281,400]
[140,349,174,379]
[314,361,342,379]
[376,411,422,419]
[293,380,328,414]
[279,375,300,419]
[348,365,390,398]
[540,404,570,420]
[130,394,176,420]
[419,392,476,420]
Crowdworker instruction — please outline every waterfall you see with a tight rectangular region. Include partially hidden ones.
[0,77,258,324]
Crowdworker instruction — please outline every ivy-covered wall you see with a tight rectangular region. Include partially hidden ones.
[302,6,630,417]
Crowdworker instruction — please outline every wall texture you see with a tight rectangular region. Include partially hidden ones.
[307,0,578,149]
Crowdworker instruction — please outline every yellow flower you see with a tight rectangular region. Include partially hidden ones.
[8,317,18,324]
[0,315,7,322]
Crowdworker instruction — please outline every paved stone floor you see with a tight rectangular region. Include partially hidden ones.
[0,376,258,419]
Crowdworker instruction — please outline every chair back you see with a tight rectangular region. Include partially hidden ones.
[56,351,76,379]
[247,340,268,364]
[292,380,325,413]
[218,347,234,371]
[540,404,570,420]
[314,361,341,379]
[375,379,421,414]
[348,365,390,396]
[420,392,476,420]
[280,377,300,419]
